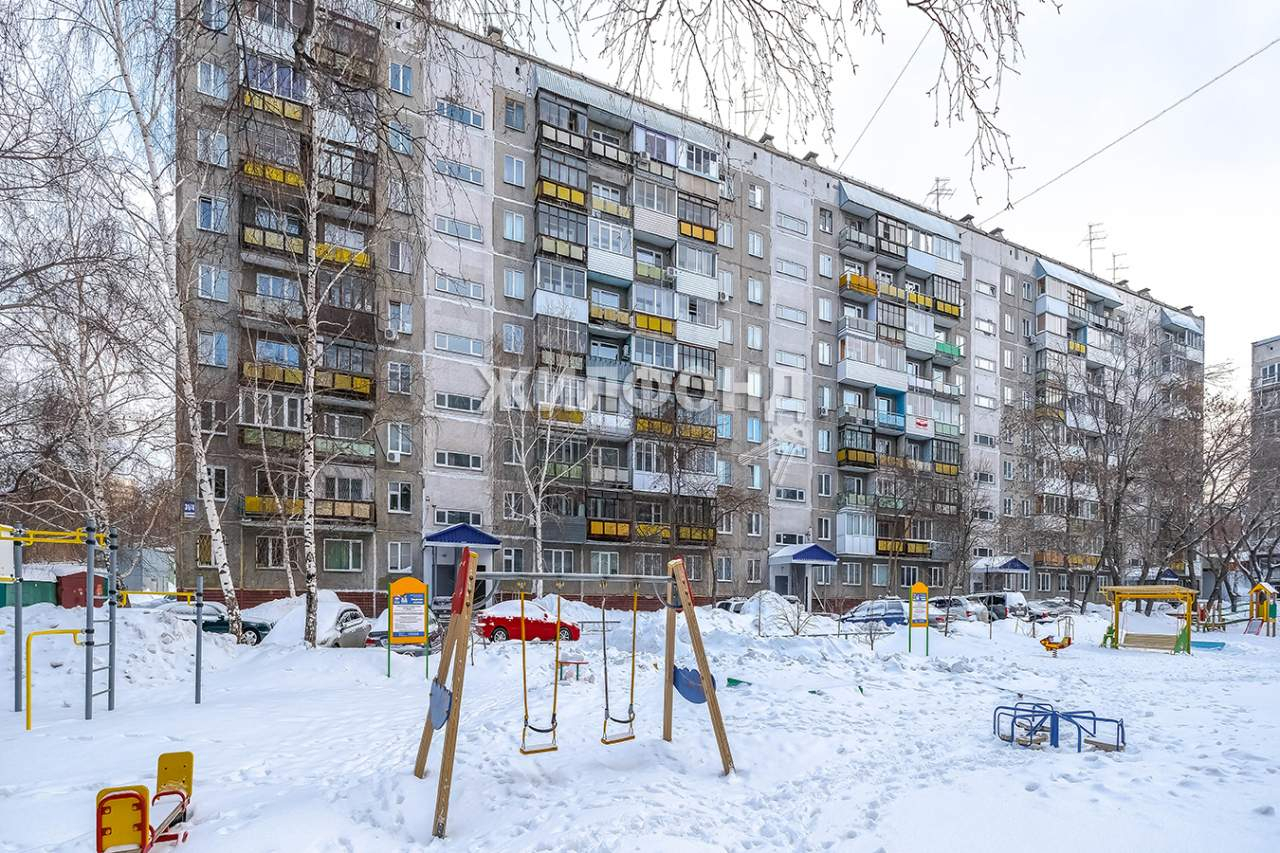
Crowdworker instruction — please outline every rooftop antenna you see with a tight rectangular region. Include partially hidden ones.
[734,84,763,136]
[1109,251,1129,283]
[926,177,955,213]
[1081,222,1108,274]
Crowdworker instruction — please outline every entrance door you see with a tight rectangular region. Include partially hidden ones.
[773,575,789,595]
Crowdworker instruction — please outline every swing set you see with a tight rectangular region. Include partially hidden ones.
[413,550,733,839]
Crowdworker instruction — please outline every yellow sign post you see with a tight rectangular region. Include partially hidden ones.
[908,581,929,656]
[388,577,429,679]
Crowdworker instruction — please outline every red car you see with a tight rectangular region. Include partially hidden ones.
[476,600,580,642]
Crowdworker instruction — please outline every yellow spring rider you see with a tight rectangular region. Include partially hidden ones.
[1040,616,1074,657]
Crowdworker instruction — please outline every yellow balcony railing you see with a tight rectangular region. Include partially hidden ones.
[242,89,303,122]
[677,423,716,442]
[678,220,717,244]
[633,312,674,335]
[242,159,305,188]
[537,234,586,262]
[242,361,303,385]
[907,291,935,310]
[878,282,906,301]
[839,272,876,298]
[243,495,303,516]
[933,299,962,319]
[588,519,631,540]
[635,261,665,281]
[1068,340,1088,356]
[315,500,375,521]
[635,416,675,437]
[316,243,371,269]
[678,525,716,544]
[837,448,877,467]
[538,404,585,425]
[242,226,303,255]
[591,196,631,220]
[239,426,303,452]
[316,370,372,396]
[589,304,631,326]
[876,538,931,557]
[933,461,960,476]
[635,522,672,541]
[536,179,586,208]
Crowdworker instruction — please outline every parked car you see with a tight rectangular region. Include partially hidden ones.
[476,600,580,642]
[1024,600,1053,621]
[365,609,444,654]
[930,596,979,622]
[966,591,1030,620]
[841,599,907,627]
[321,603,372,648]
[714,597,749,614]
[152,600,274,645]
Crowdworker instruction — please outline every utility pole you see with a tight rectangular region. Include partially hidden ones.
[926,177,955,213]
[1081,222,1107,275]
[1109,251,1128,283]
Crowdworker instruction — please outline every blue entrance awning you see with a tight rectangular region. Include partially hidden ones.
[970,555,1031,574]
[423,523,501,550]
[768,543,838,567]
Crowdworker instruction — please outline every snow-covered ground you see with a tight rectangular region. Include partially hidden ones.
[1,598,1277,852]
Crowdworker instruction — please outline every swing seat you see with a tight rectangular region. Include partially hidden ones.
[429,681,452,731]
[673,667,715,704]
[520,719,558,755]
[601,709,636,746]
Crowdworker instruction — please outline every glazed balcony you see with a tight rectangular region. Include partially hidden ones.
[838,226,877,259]
[677,525,717,545]
[589,464,631,487]
[588,137,633,168]
[315,243,372,269]
[836,447,877,470]
[934,340,963,365]
[591,195,631,220]
[839,272,877,301]
[875,538,931,557]
[536,178,587,209]
[241,159,305,191]
[588,518,632,541]
[537,121,587,154]
[875,411,906,434]
[241,87,304,123]
[537,234,586,263]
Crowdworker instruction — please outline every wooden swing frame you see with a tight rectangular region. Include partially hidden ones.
[412,553,733,838]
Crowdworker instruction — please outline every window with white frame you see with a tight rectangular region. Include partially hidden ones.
[818,517,832,540]
[775,304,807,325]
[436,99,483,128]
[1058,574,1069,592]
[435,274,483,301]
[386,422,413,456]
[504,268,526,299]
[323,539,363,572]
[389,240,413,273]
[503,155,526,187]
[502,323,525,354]
[1037,572,1051,592]
[197,128,228,167]
[716,556,732,582]
[747,183,763,209]
[388,300,412,333]
[389,62,413,95]
[503,211,525,242]
[747,277,763,303]
[196,196,228,232]
[388,122,412,155]
[774,486,806,502]
[436,392,483,413]
[197,61,228,98]
[930,567,944,587]
[435,332,483,357]
[502,492,525,520]
[434,215,482,242]
[747,231,764,258]
[814,564,832,586]
[197,264,229,302]
[591,551,620,575]
[435,158,482,185]
[196,330,227,367]
[872,563,889,586]
[746,324,763,350]
[747,512,762,536]
[388,542,412,573]
[387,362,411,394]
[543,549,574,573]
[747,558,762,583]
[817,472,832,496]
[435,450,482,470]
[388,481,412,513]
[775,211,808,235]
[818,341,832,366]
[435,509,482,527]
[843,562,863,586]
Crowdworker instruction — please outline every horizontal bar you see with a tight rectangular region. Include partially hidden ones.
[92,688,111,697]
[473,572,670,584]
[92,666,111,673]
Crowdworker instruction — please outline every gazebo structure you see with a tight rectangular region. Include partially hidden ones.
[1100,584,1197,654]
[767,543,838,612]
[421,524,501,606]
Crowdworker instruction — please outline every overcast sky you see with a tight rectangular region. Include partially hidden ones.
[532,0,1280,391]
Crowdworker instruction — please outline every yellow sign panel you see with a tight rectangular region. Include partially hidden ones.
[909,581,930,628]
[389,577,428,645]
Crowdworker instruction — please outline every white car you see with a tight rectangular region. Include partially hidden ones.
[714,597,749,613]
[930,596,980,622]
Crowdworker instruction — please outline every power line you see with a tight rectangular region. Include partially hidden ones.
[982,34,1280,226]
[836,27,932,173]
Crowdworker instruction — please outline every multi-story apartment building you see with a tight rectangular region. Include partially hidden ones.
[175,7,1204,611]
[1250,336,1280,577]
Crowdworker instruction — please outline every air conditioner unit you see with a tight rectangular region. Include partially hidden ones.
[387,451,401,464]
[384,328,399,341]
[717,292,730,303]
[664,266,678,280]
[638,151,652,164]
[590,209,602,219]
[817,406,831,418]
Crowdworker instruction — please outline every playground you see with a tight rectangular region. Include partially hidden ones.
[1,579,1278,852]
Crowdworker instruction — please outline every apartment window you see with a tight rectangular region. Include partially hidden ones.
[975,318,996,335]
[435,274,483,302]
[872,564,889,587]
[816,517,833,543]
[747,183,763,209]
[590,219,632,255]
[1003,273,1015,295]
[747,231,764,258]
[716,413,732,439]
[504,98,526,131]
[715,557,732,583]
[198,400,227,435]
[544,549,575,574]
[504,268,526,299]
[389,62,413,95]
[502,323,525,354]
[747,512,762,536]
[747,277,763,304]
[1003,313,1014,333]
[434,215,482,242]
[1037,573,1052,593]
[200,0,227,28]
[817,472,832,497]
[197,264,229,302]
[818,341,832,366]
[196,128,228,168]
[718,221,735,248]
[196,330,227,367]
[676,242,715,277]
[388,122,412,155]
[746,416,763,444]
[323,539,363,573]
[776,211,808,236]
[775,349,807,370]
[436,99,483,129]
[386,423,413,457]
[256,339,299,367]
[436,392,482,414]
[388,542,412,574]
[818,297,833,323]
[435,158,483,185]
[503,211,526,242]
[435,450,482,471]
[1003,348,1014,370]
[843,562,863,586]
[775,486,806,503]
[749,464,763,490]
[387,300,412,333]
[818,208,834,234]
[975,470,996,485]
[974,356,996,373]
[196,196,228,233]
[200,465,226,501]
[719,318,734,344]
[974,433,996,448]
[818,429,831,453]
[746,324,763,350]
[197,61,228,98]
[387,362,412,394]
[388,240,413,274]
[388,482,412,514]
[1058,574,1070,592]
[680,141,719,179]
[503,155,526,187]
[436,509,482,527]
[974,395,996,410]
[976,281,996,297]
[747,370,762,397]
[775,304,807,325]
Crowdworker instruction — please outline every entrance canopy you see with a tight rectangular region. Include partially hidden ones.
[422,523,501,550]
[768,543,837,568]
[970,555,1030,574]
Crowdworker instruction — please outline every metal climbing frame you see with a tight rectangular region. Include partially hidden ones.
[1,519,117,722]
